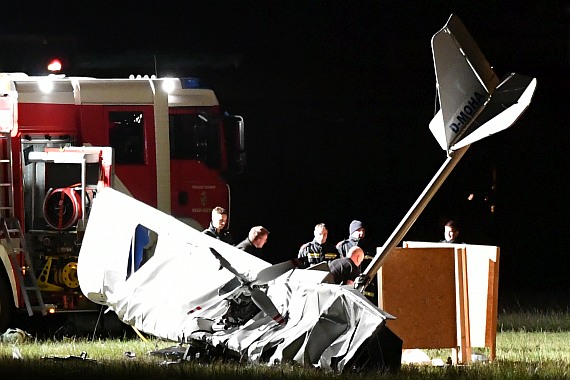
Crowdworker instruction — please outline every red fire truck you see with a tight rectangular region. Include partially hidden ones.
[0,73,245,330]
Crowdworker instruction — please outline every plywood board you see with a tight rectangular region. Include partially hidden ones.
[379,242,500,362]
[378,247,457,348]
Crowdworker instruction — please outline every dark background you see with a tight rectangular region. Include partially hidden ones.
[2,1,569,303]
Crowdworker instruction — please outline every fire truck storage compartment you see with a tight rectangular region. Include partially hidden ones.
[24,154,101,231]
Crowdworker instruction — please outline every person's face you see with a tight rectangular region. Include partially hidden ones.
[314,227,328,244]
[254,233,268,248]
[444,226,459,241]
[351,228,365,239]
[212,212,228,231]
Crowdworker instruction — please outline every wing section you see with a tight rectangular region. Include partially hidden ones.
[77,188,270,340]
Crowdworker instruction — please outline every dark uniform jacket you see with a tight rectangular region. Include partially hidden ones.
[203,224,235,245]
[236,238,263,257]
[328,257,360,284]
[336,237,360,257]
[298,240,339,267]
[336,237,373,258]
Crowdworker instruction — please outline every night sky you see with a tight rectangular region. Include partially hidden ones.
[2,1,569,297]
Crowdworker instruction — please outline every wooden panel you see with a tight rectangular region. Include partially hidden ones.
[378,247,457,348]
[379,243,500,363]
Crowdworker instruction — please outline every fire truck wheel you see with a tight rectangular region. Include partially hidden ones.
[0,278,15,332]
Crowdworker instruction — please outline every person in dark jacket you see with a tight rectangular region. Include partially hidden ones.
[440,220,463,243]
[298,223,339,267]
[336,220,378,304]
[336,220,367,257]
[203,206,235,245]
[236,226,269,257]
[328,246,364,285]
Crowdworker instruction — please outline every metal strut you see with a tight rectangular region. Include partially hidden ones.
[356,145,470,292]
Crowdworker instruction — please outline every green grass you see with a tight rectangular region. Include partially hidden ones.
[2,310,570,379]
[499,309,570,332]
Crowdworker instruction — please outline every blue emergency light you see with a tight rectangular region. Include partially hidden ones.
[181,77,201,89]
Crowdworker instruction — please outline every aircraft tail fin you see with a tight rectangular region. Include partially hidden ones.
[430,14,536,152]
[450,73,536,150]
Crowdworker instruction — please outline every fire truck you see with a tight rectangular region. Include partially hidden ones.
[0,73,246,330]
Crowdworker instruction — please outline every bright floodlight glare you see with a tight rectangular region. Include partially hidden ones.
[162,78,176,93]
[47,59,62,72]
[39,79,54,93]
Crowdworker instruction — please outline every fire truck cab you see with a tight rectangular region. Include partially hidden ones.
[0,73,245,330]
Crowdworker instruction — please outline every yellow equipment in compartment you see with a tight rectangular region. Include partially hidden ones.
[37,256,79,291]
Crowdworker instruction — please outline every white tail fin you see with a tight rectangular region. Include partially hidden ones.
[430,14,536,152]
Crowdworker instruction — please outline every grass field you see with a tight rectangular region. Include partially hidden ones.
[2,307,570,380]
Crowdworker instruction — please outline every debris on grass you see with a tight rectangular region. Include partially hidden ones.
[41,351,97,363]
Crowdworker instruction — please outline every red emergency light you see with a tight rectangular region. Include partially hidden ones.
[47,58,62,72]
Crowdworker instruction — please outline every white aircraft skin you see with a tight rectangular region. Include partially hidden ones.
[78,187,395,371]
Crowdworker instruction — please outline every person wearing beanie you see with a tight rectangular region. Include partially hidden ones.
[336,220,366,258]
[335,219,378,305]
[349,220,364,236]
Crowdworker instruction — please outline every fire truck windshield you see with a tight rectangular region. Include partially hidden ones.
[169,112,222,169]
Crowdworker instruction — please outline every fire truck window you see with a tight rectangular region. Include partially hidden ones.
[169,113,221,168]
[109,111,145,164]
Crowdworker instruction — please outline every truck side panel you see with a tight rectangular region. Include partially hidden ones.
[78,105,158,208]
